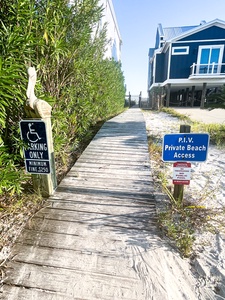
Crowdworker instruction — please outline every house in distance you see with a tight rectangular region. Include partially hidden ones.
[148,19,225,108]
[68,0,121,61]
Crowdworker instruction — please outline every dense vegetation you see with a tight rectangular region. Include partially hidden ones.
[206,84,225,109]
[0,0,125,196]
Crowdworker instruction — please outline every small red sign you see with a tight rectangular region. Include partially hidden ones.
[173,162,191,185]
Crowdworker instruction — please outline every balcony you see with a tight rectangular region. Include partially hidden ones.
[189,63,225,78]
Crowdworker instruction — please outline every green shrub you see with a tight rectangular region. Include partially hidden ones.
[0,0,125,198]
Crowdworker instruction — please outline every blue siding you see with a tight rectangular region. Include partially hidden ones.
[155,49,170,83]
[149,63,154,87]
[155,30,160,48]
[148,48,156,87]
[164,49,170,80]
[170,40,225,79]
[170,55,192,78]
[170,42,197,78]
[179,26,225,41]
[155,53,166,82]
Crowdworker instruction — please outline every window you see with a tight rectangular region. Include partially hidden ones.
[172,46,189,55]
[197,45,224,74]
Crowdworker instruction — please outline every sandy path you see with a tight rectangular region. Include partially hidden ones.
[144,109,225,299]
[173,107,225,124]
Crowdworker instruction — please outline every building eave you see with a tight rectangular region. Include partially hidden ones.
[149,78,225,92]
[168,19,225,43]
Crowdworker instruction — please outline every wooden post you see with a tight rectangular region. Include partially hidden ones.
[32,118,57,197]
[181,89,185,106]
[129,92,131,108]
[185,88,189,107]
[160,87,166,107]
[158,87,162,109]
[148,90,151,108]
[173,124,191,206]
[139,91,142,108]
[201,82,207,109]
[25,67,57,197]
[166,84,171,107]
[151,90,155,110]
[191,86,195,107]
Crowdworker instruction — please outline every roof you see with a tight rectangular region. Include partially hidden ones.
[162,25,198,40]
[170,19,225,42]
[155,19,225,49]
[148,48,155,57]
[149,19,225,57]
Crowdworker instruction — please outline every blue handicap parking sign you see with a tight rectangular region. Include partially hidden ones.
[20,120,50,174]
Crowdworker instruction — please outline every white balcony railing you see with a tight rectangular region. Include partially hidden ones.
[190,63,225,77]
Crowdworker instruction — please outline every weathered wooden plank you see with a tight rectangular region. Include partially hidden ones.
[24,216,157,237]
[54,181,154,195]
[38,206,155,219]
[88,140,149,148]
[49,189,155,203]
[15,229,126,251]
[77,155,149,163]
[81,148,149,157]
[64,171,151,181]
[73,161,150,171]
[77,156,150,166]
[48,201,156,216]
[10,245,138,279]
[2,286,76,300]
[90,141,148,148]
[78,155,149,164]
[33,208,157,231]
[4,262,143,300]
[54,186,154,202]
[91,138,147,145]
[50,186,155,201]
[61,173,154,184]
[76,155,150,165]
[47,199,155,211]
[68,168,151,178]
[48,194,155,209]
[84,143,148,151]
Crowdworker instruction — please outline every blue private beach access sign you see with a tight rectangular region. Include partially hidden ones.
[162,133,210,162]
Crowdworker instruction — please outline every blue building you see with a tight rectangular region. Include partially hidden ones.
[148,19,225,107]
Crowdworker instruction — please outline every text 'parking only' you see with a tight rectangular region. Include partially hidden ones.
[20,120,51,174]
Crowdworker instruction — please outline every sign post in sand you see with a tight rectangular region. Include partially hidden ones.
[20,67,57,196]
[162,125,209,205]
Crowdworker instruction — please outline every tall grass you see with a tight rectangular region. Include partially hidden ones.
[161,107,225,146]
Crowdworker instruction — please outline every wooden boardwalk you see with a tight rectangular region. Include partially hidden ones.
[2,107,159,299]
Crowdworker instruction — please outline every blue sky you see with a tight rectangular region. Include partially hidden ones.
[112,0,225,97]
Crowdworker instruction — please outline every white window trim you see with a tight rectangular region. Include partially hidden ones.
[197,45,224,74]
[197,45,224,65]
[172,46,189,55]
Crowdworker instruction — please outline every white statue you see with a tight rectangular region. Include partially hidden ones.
[26,67,52,118]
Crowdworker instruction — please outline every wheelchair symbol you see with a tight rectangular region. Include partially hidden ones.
[27,123,42,142]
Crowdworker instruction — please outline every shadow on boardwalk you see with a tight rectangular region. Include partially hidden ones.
[1,108,212,300]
